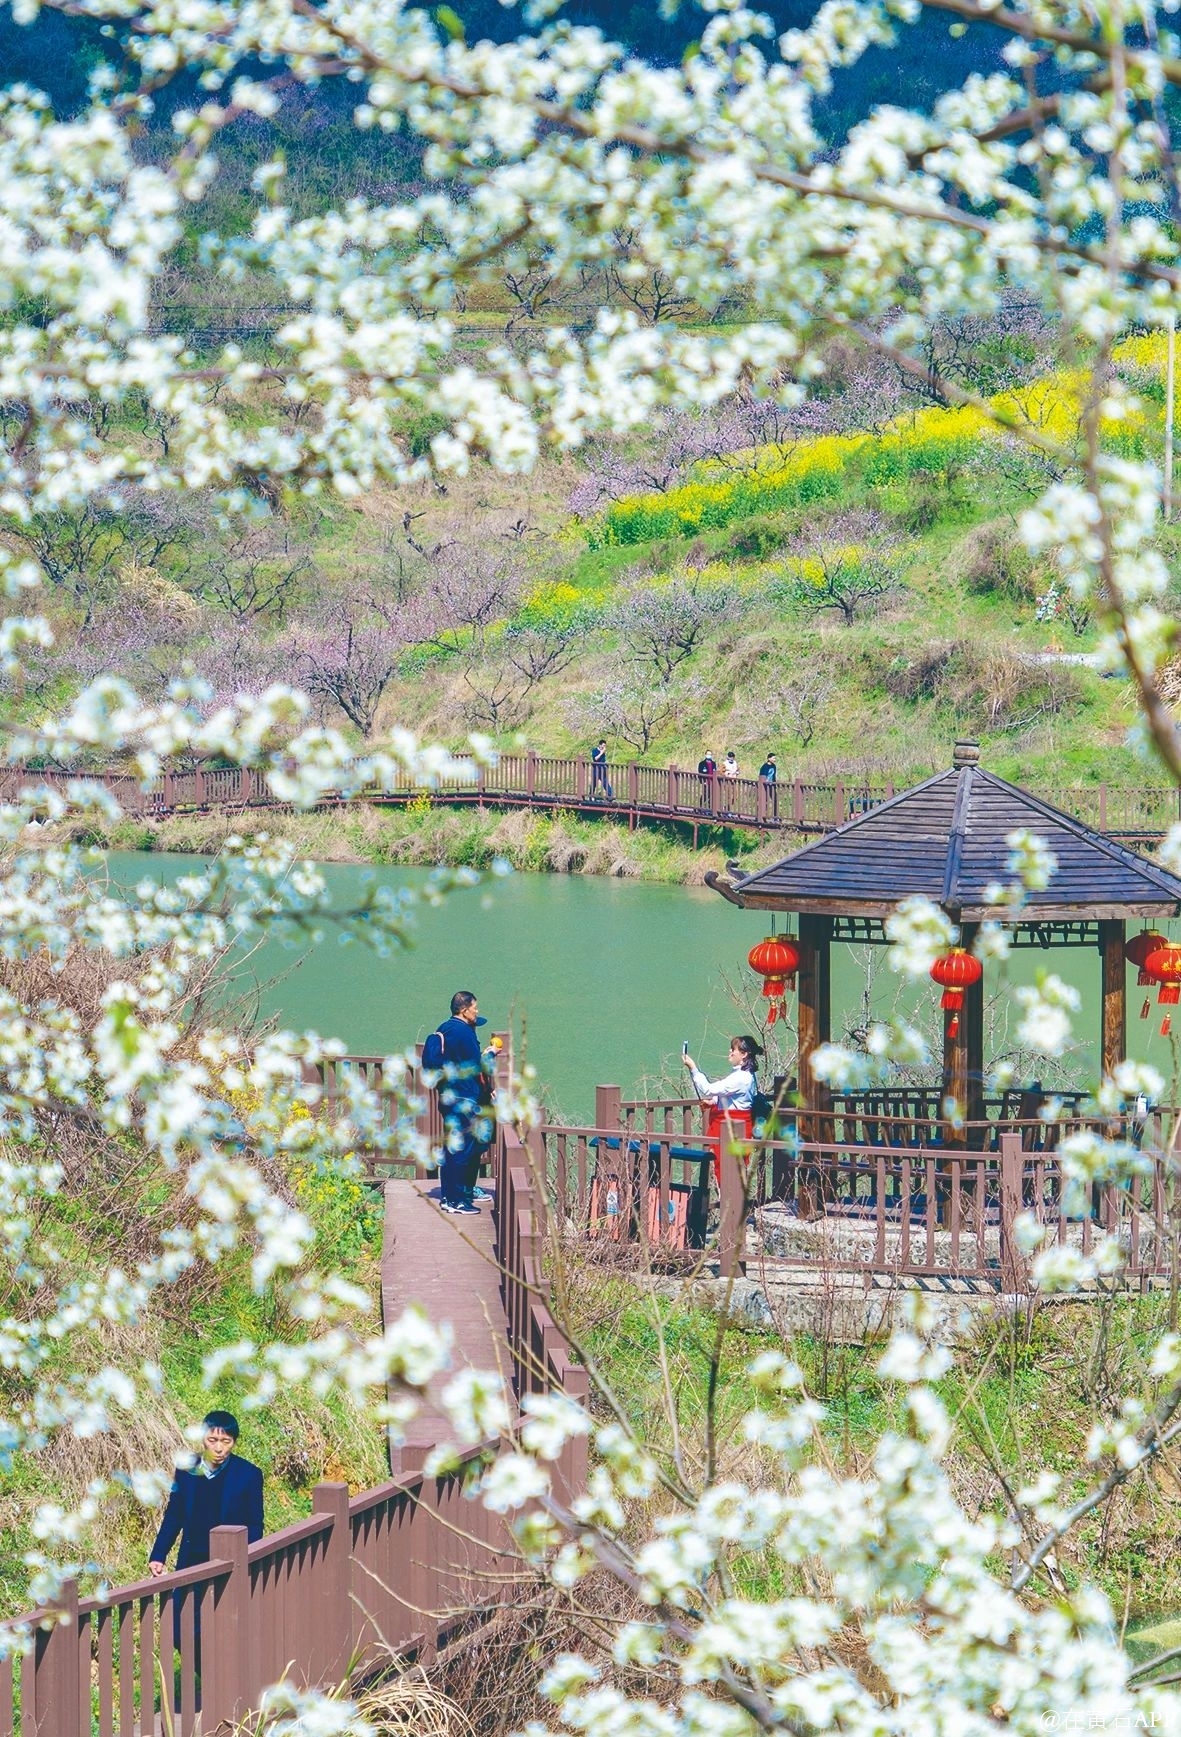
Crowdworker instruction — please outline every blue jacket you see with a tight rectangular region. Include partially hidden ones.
[422,1016,487,1111]
[150,1454,264,1568]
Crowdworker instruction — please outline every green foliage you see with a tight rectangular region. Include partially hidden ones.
[290,1155,384,1269]
[962,525,1041,602]
[0,1130,385,1615]
[401,409,452,458]
[724,514,793,560]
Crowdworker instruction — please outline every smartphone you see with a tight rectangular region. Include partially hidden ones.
[682,1040,689,1057]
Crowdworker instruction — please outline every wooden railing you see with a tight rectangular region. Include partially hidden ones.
[5,760,1181,841]
[547,1087,1181,1289]
[1,1093,585,1737]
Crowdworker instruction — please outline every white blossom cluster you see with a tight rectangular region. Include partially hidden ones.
[438,1297,1181,1737]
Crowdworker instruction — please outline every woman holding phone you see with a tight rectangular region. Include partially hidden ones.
[683,1036,762,1183]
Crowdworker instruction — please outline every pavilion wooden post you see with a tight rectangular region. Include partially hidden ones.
[942,921,983,1146]
[1099,919,1127,1079]
[796,914,831,1218]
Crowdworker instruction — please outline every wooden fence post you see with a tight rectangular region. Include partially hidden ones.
[526,751,537,799]
[595,1085,621,1132]
[628,762,639,824]
[28,1577,80,1737]
[194,766,207,808]
[576,756,588,801]
[792,777,804,827]
[667,765,679,812]
[999,1132,1028,1295]
[525,1121,547,1232]
[413,1042,431,1147]
[204,1527,250,1724]
[310,1483,353,1685]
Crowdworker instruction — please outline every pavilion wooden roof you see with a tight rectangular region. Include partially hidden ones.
[709,755,1181,921]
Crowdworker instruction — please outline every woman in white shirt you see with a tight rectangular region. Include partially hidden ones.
[684,1035,761,1183]
[721,751,739,814]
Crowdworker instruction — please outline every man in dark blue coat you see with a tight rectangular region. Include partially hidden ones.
[421,989,496,1215]
[149,1411,264,1573]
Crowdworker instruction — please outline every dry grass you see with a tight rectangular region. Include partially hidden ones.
[357,1669,476,1737]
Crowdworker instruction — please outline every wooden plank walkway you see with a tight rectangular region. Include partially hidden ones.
[381,1178,510,1470]
[6,760,1178,845]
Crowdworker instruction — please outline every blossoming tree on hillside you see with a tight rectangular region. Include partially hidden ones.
[5,0,1181,1728]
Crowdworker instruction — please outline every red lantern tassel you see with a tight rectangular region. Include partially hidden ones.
[948,1012,961,1038]
[1161,985,1181,1006]
[941,988,965,1011]
[1163,1015,1173,1038]
[1139,968,1154,986]
[1142,997,1153,1020]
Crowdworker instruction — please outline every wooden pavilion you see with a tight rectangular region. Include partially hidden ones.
[706,742,1181,1139]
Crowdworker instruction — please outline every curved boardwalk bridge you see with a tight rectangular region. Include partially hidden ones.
[4,759,1180,844]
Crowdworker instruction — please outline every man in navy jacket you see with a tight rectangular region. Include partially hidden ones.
[149,1411,264,1573]
[421,989,496,1215]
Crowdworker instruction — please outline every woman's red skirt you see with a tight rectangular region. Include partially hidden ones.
[706,1107,753,1185]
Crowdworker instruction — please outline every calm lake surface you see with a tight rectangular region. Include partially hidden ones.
[110,853,1177,1120]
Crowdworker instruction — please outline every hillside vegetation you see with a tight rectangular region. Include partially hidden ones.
[0,942,387,1616]
[6,319,1174,805]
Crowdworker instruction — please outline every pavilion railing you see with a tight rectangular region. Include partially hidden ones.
[544,1089,1181,1288]
[616,1089,1170,1150]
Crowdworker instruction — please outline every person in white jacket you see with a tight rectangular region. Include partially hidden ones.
[684,1036,762,1183]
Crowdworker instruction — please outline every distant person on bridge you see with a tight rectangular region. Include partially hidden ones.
[684,1036,761,1185]
[590,739,613,801]
[759,751,778,818]
[149,1411,264,1575]
[697,751,717,810]
[421,990,500,1215]
[722,750,739,814]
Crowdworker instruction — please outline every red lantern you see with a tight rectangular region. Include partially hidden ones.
[748,935,800,1025]
[1127,929,1168,987]
[930,948,983,1039]
[1144,943,1181,1008]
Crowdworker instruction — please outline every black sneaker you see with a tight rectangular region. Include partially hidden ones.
[455,1200,480,1214]
[439,1200,463,1214]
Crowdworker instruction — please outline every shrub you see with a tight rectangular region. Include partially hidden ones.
[725,514,792,560]
[884,642,958,704]
[962,525,1041,603]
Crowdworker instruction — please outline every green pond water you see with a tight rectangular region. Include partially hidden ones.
[110,853,1180,1121]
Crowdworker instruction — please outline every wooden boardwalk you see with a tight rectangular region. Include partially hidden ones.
[5,758,1179,843]
[381,1179,510,1470]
